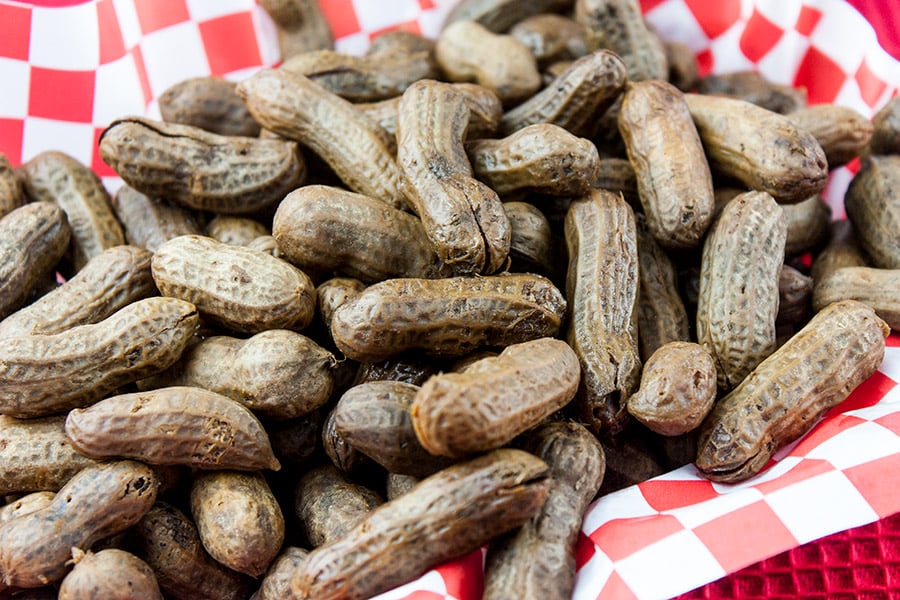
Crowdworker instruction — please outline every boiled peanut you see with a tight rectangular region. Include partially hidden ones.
[254,547,309,600]
[812,267,900,331]
[783,194,831,256]
[258,0,333,59]
[352,357,439,387]
[385,473,419,500]
[0,153,25,219]
[504,200,555,275]
[869,95,900,156]
[811,219,869,285]
[316,277,366,339]
[158,76,260,137]
[58,548,163,600]
[205,215,269,247]
[443,0,572,33]
[698,70,807,114]
[777,264,813,327]
[786,104,873,168]
[510,14,589,67]
[0,492,54,525]
[599,432,667,495]
[844,154,900,269]
[267,411,322,468]
[112,185,203,252]
[594,157,639,205]
[664,40,699,92]
[246,234,281,257]
[321,404,376,474]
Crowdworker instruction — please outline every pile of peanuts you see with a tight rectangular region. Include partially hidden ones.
[0,0,897,598]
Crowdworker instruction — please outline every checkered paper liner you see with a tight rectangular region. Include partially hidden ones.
[1,0,899,598]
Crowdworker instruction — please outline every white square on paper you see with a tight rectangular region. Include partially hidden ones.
[21,117,95,166]
[805,422,900,469]
[370,568,448,600]
[582,485,658,535]
[352,0,421,34]
[645,0,711,52]
[334,32,372,57]
[809,2,866,73]
[756,30,809,85]
[707,24,756,74]
[755,0,801,30]
[876,346,900,385]
[0,58,30,118]
[418,6,453,41]
[29,5,100,70]
[92,54,147,127]
[251,5,281,67]
[112,0,143,49]
[139,22,210,98]
[672,487,764,530]
[185,0,255,22]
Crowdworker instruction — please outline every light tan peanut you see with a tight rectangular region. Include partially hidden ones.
[0,154,25,219]
[443,0,572,33]
[99,117,305,215]
[190,471,284,577]
[246,234,281,257]
[626,342,717,436]
[258,0,333,59]
[619,80,714,249]
[237,69,408,210]
[294,464,384,547]
[412,337,580,458]
[289,449,550,600]
[575,0,667,81]
[665,40,699,92]
[504,200,554,274]
[22,151,124,271]
[331,273,567,362]
[565,189,641,436]
[0,296,197,418]
[811,219,869,285]
[334,381,455,476]
[510,14,589,67]
[684,94,828,203]
[0,460,157,588]
[783,194,831,256]
[483,421,605,600]
[398,80,511,275]
[813,267,900,331]
[112,185,203,252]
[0,202,70,320]
[777,264,813,327]
[158,76,261,137]
[698,71,807,114]
[436,21,540,106]
[542,59,575,84]
[0,492,54,525]
[151,234,315,334]
[869,95,900,156]
[140,330,335,420]
[205,215,269,246]
[59,548,163,600]
[696,191,786,391]
[844,155,900,269]
[65,386,281,471]
[786,104,873,168]
[133,502,255,600]
[0,416,96,496]
[696,300,888,482]
[0,245,155,339]
[467,123,600,196]
[273,185,445,282]
[635,214,691,362]
[254,547,309,600]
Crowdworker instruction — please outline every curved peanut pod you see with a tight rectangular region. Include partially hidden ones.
[158,76,260,137]
[443,0,572,32]
[510,14,590,67]
[0,245,156,338]
[696,300,889,482]
[813,267,900,331]
[501,49,627,136]
[0,492,55,525]
[112,185,203,252]
[697,71,806,114]
[59,548,163,600]
[398,80,511,275]
[618,80,714,249]
[483,421,605,600]
[0,460,157,588]
[0,297,198,418]
[99,117,304,214]
[0,202,71,320]
[565,190,641,437]
[331,273,567,362]
[236,69,408,210]
[65,386,281,471]
[869,96,900,156]
[466,123,600,196]
[684,94,828,203]
[786,104,873,169]
[290,448,551,600]
[696,191,786,391]
[0,154,26,219]
[256,547,309,600]
[810,220,868,285]
[151,234,315,334]
[412,337,580,458]
[783,194,831,257]
[845,155,900,269]
[273,185,445,283]
[504,200,554,275]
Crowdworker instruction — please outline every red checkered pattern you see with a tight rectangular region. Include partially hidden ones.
[1,1,900,599]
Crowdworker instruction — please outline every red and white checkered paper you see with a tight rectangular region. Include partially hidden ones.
[1,1,899,598]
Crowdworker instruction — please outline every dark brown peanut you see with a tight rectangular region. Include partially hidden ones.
[811,220,869,285]
[273,185,444,282]
[334,381,455,476]
[158,76,260,137]
[268,411,321,468]
[501,49,627,136]
[133,502,254,600]
[0,297,198,418]
[783,194,831,256]
[844,155,900,269]
[0,460,157,588]
[112,185,203,252]
[619,79,714,249]
[0,416,96,496]
[151,234,315,334]
[869,95,900,156]
[0,245,156,339]
[289,449,550,600]
[258,0,333,59]
[698,71,807,114]
[294,464,384,547]
[331,273,567,362]
[65,386,281,471]
[575,0,668,81]
[0,492,54,525]
[594,157,639,205]
[236,69,408,210]
[59,548,163,600]
[0,154,25,219]
[190,471,284,577]
[684,94,828,203]
[626,342,717,436]
[322,405,374,474]
[467,124,600,196]
[504,200,554,275]
[565,190,641,436]
[665,40,699,92]
[483,421,605,600]
[398,80,511,275]
[0,202,70,320]
[696,300,888,482]
[99,117,304,214]
[510,14,589,67]
[696,191,786,391]
[813,267,900,331]
[777,264,814,327]
[786,104,873,168]
[352,357,439,387]
[316,277,366,335]
[205,215,269,247]
[443,0,572,32]
[599,433,667,495]
[254,547,309,600]
[412,338,580,457]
